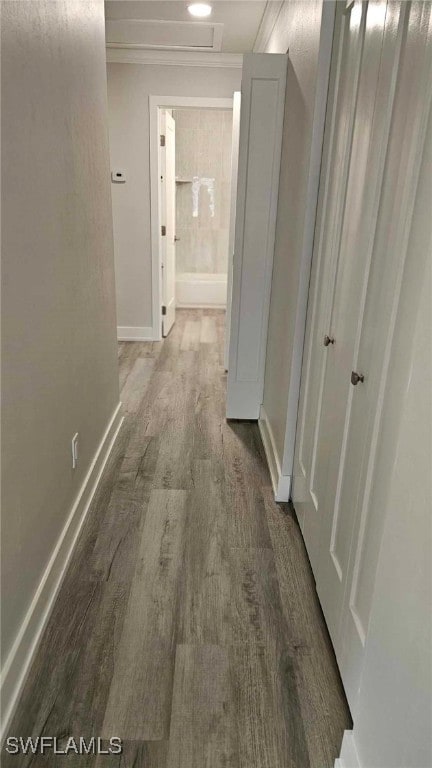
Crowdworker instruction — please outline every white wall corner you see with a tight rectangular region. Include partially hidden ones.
[258,406,291,502]
[117,326,155,341]
[335,731,361,768]
[0,403,124,740]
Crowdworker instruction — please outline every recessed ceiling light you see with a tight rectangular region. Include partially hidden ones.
[188,3,212,18]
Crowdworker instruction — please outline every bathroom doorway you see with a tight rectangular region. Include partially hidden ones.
[173,106,233,312]
[150,95,240,361]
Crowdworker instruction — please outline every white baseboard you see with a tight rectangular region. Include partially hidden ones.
[335,732,361,768]
[117,326,154,341]
[258,405,291,502]
[0,403,124,740]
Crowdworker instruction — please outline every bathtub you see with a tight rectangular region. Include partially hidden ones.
[176,272,227,308]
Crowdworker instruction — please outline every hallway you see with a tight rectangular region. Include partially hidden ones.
[5,309,350,767]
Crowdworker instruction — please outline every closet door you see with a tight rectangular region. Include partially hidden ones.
[315,0,406,649]
[337,2,432,709]
[293,0,432,713]
[292,0,368,576]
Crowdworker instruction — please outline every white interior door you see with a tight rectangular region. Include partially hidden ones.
[293,0,368,576]
[314,0,400,647]
[293,0,432,714]
[160,110,176,337]
[224,91,241,371]
[336,1,432,709]
[226,53,287,419]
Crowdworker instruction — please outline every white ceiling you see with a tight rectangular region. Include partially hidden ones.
[104,1,270,53]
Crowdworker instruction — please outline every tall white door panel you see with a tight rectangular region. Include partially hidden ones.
[226,53,287,419]
[293,0,432,714]
[292,0,368,575]
[315,0,406,649]
[337,3,432,709]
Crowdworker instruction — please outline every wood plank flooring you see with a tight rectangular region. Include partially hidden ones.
[4,309,351,767]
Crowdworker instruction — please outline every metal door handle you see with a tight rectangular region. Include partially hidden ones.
[351,371,364,386]
[174,236,180,242]
[323,335,335,346]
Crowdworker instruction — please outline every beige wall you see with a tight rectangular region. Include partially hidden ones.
[106,62,241,332]
[1,0,119,676]
[174,108,233,276]
[261,0,328,472]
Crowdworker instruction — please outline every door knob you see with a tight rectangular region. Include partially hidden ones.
[323,335,335,346]
[174,236,180,242]
[351,371,364,386]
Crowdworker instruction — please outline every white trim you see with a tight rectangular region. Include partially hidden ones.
[335,732,361,768]
[106,18,224,53]
[151,96,234,110]
[281,0,336,477]
[150,96,234,342]
[150,101,163,341]
[224,90,241,370]
[117,325,154,341]
[106,48,243,69]
[253,0,285,52]
[259,406,291,502]
[0,403,124,740]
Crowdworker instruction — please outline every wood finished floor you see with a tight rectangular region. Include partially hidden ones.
[4,309,351,767]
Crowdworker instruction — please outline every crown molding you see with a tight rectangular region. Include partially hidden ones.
[106,47,243,69]
[253,0,285,52]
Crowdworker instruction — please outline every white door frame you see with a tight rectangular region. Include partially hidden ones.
[160,110,176,337]
[224,91,241,370]
[149,95,234,341]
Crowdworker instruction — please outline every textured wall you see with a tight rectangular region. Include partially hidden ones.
[107,64,241,330]
[1,0,119,665]
[173,108,232,276]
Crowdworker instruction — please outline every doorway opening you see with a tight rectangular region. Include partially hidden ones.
[150,96,240,365]
[173,107,232,312]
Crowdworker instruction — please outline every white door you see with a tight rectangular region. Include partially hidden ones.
[336,1,432,708]
[293,0,369,576]
[160,110,176,337]
[226,53,287,419]
[314,0,402,646]
[293,0,432,714]
[224,91,241,371]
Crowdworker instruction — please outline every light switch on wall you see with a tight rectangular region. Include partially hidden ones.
[111,169,126,183]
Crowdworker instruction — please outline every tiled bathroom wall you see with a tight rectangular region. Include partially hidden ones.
[173,108,233,276]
